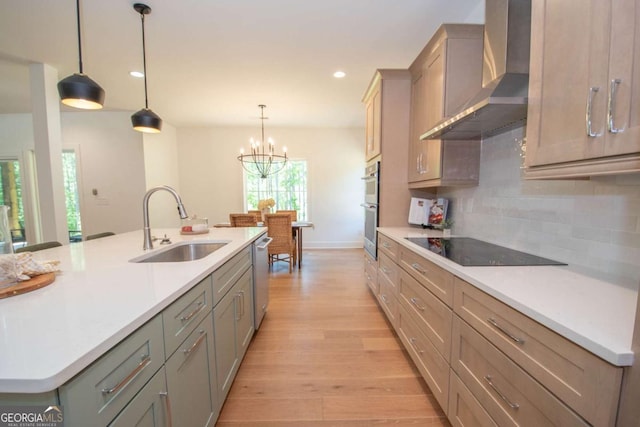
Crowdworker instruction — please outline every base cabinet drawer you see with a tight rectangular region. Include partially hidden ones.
[454,278,622,426]
[399,245,454,307]
[449,371,497,427]
[378,234,399,260]
[397,307,450,412]
[163,275,213,358]
[364,252,378,294]
[378,273,399,327]
[59,315,164,426]
[109,366,169,427]
[398,268,452,361]
[212,246,251,305]
[451,316,588,427]
[165,311,218,427]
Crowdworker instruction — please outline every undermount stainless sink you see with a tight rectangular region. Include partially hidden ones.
[131,242,228,263]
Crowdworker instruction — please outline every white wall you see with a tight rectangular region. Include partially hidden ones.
[61,112,148,237]
[143,123,183,228]
[0,112,149,241]
[177,126,364,248]
[439,126,640,285]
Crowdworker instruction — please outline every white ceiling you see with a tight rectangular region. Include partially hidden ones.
[0,0,483,128]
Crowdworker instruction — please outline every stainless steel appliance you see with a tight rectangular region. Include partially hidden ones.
[406,237,566,266]
[252,234,272,329]
[361,162,380,258]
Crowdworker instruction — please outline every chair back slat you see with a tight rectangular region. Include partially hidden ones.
[230,213,258,227]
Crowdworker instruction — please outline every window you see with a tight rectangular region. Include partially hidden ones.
[245,160,308,221]
[62,150,83,242]
[0,158,25,247]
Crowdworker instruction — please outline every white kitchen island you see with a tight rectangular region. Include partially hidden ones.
[0,227,266,396]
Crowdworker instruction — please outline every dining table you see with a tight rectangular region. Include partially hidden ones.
[214,221,314,269]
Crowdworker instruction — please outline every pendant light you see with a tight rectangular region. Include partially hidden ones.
[57,0,105,109]
[131,3,162,133]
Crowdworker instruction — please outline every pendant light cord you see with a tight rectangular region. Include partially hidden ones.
[140,10,149,109]
[75,0,83,74]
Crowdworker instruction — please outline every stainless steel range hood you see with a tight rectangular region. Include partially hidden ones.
[421,0,532,140]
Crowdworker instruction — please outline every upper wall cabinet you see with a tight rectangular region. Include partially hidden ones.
[408,24,484,189]
[525,0,640,178]
[365,79,382,161]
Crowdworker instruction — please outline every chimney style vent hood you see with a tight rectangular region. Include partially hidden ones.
[421,0,532,140]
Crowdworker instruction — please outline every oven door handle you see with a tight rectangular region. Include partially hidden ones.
[360,203,377,209]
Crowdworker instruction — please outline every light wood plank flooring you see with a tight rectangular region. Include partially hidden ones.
[216,249,449,426]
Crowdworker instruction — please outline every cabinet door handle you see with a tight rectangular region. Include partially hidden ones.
[410,297,426,311]
[159,391,174,427]
[608,78,624,134]
[488,318,525,344]
[179,300,205,322]
[239,290,245,318]
[235,294,241,321]
[380,294,388,304]
[586,86,601,137]
[410,263,426,275]
[408,337,424,354]
[101,355,151,395]
[380,266,390,274]
[484,375,520,409]
[182,329,206,356]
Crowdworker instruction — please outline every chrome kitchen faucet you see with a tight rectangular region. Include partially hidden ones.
[142,185,188,250]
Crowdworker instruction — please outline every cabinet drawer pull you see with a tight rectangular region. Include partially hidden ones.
[484,375,520,409]
[608,78,624,134]
[159,391,174,427]
[182,330,206,356]
[179,301,205,322]
[409,297,426,311]
[408,337,424,354]
[380,294,388,304]
[101,355,151,395]
[488,318,525,344]
[382,242,391,249]
[410,263,426,274]
[586,86,601,137]
[380,266,391,274]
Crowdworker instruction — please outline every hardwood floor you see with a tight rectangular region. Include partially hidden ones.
[216,249,450,426]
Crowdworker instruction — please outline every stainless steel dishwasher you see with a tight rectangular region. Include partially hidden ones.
[252,234,272,329]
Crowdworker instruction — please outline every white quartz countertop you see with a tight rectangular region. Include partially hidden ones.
[378,227,637,367]
[0,227,267,394]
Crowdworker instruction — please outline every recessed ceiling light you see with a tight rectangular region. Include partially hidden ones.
[129,71,144,78]
[333,71,346,78]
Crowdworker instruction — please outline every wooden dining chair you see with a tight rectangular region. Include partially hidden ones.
[230,213,258,227]
[264,213,296,272]
[247,210,262,222]
[276,210,297,221]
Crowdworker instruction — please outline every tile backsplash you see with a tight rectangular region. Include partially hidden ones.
[438,127,640,285]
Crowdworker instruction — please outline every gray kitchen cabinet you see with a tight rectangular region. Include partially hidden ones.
[408,24,483,189]
[214,267,254,402]
[165,311,218,427]
[525,0,640,178]
[59,315,165,426]
[108,367,169,427]
[163,274,213,359]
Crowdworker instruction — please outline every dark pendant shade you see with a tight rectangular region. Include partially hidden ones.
[58,73,105,110]
[131,108,162,133]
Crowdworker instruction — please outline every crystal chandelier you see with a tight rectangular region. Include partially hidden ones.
[237,105,287,179]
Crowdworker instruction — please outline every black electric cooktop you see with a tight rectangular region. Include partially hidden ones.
[405,237,567,267]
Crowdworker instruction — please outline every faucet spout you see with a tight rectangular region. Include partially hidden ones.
[143,185,189,250]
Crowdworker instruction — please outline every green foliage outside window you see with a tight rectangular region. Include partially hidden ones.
[245,160,307,221]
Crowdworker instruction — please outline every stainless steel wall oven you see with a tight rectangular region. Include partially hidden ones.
[361,161,380,258]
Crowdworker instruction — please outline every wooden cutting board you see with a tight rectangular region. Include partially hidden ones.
[0,273,56,299]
